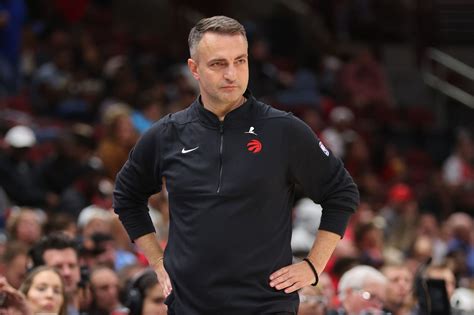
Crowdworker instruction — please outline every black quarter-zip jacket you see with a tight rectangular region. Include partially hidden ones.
[113,91,359,314]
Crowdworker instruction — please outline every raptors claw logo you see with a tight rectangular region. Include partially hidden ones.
[247,139,262,153]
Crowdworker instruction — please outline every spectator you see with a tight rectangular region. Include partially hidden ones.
[0,275,31,314]
[338,48,393,111]
[381,183,420,254]
[28,232,84,315]
[131,91,164,134]
[354,221,384,268]
[442,130,474,213]
[445,212,474,278]
[321,106,358,159]
[298,284,328,315]
[425,264,456,299]
[77,205,136,271]
[381,263,415,315]
[328,265,387,315]
[0,240,28,289]
[123,268,167,315]
[6,207,45,246]
[88,266,124,315]
[19,266,67,315]
[97,104,138,180]
[0,125,59,209]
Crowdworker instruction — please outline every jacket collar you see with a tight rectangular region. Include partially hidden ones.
[192,89,255,128]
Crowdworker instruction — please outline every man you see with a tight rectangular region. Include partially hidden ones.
[0,241,29,289]
[329,265,388,315]
[381,263,414,315]
[88,266,123,315]
[0,125,59,209]
[114,15,359,314]
[28,232,84,315]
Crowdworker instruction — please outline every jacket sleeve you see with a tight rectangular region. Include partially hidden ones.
[113,123,163,241]
[287,115,359,237]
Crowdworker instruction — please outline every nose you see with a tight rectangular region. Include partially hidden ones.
[45,287,55,298]
[223,64,236,82]
[60,266,71,279]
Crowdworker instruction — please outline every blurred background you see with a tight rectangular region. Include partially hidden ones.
[0,0,474,314]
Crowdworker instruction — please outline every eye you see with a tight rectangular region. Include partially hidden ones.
[236,58,247,65]
[210,61,225,68]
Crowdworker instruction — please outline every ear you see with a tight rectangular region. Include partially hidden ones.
[187,58,200,81]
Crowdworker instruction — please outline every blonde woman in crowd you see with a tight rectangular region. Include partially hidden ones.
[19,266,67,315]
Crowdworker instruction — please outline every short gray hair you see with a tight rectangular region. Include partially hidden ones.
[338,265,387,301]
[188,15,247,58]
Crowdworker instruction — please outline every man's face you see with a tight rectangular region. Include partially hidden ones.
[384,266,413,307]
[6,254,28,289]
[42,248,80,296]
[188,32,249,109]
[90,268,120,311]
[344,281,386,314]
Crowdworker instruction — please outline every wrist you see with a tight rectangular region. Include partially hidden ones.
[151,256,164,268]
[302,257,319,286]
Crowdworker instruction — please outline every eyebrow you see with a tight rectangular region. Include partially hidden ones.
[208,54,248,64]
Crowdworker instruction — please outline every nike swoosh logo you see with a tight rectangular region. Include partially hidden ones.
[181,146,199,154]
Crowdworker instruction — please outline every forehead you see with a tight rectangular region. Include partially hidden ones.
[91,269,118,283]
[195,32,247,60]
[385,266,411,278]
[364,280,386,292]
[32,270,62,285]
[43,248,78,264]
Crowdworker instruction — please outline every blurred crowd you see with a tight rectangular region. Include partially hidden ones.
[1,0,474,314]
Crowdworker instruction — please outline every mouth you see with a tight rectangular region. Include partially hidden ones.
[42,303,55,311]
[221,86,238,90]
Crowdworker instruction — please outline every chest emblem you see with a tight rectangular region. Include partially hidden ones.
[182,146,199,154]
[245,126,257,135]
[247,139,262,153]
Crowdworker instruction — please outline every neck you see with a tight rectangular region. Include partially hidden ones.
[202,95,246,121]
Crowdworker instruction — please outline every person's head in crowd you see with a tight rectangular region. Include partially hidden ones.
[4,125,36,155]
[28,233,81,300]
[410,235,434,263]
[98,103,138,179]
[387,183,413,204]
[133,91,164,130]
[450,287,474,314]
[6,207,45,246]
[89,266,122,314]
[354,221,384,267]
[101,103,137,147]
[336,265,387,314]
[329,106,354,131]
[454,128,473,162]
[381,263,414,314]
[0,241,29,289]
[447,212,472,244]
[43,213,78,239]
[425,264,456,299]
[416,213,440,239]
[19,266,67,315]
[77,205,113,240]
[123,268,167,315]
[298,284,328,315]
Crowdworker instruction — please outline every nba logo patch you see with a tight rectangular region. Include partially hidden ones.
[319,141,330,156]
